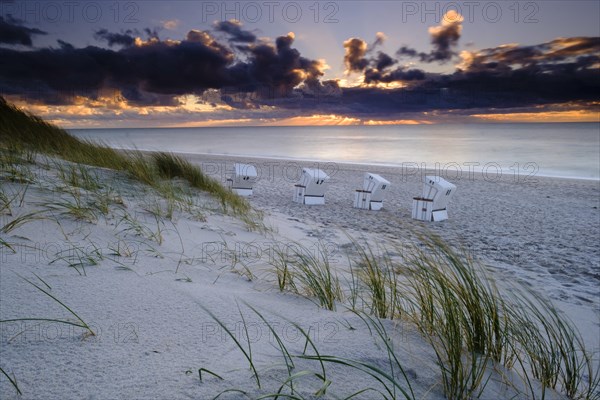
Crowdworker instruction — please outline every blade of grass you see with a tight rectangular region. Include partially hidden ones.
[198,303,261,389]
[212,388,250,400]
[199,368,224,382]
[17,274,95,336]
[243,302,295,371]
[0,367,22,395]
[1,211,46,233]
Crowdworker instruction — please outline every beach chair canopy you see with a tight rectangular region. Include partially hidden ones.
[363,173,390,202]
[422,175,456,211]
[231,163,257,189]
[298,168,329,197]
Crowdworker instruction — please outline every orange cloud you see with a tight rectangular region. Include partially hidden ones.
[263,114,361,126]
[471,110,599,123]
[173,118,257,127]
[364,119,433,125]
[161,19,180,30]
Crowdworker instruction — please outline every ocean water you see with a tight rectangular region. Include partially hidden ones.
[69,123,600,180]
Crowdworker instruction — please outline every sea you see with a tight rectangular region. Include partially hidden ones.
[69,123,600,180]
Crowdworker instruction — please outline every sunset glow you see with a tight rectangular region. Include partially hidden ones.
[472,110,600,123]
[1,1,598,127]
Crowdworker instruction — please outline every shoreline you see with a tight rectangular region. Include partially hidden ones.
[174,151,600,185]
[155,151,600,183]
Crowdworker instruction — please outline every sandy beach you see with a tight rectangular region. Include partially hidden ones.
[186,154,600,306]
[1,152,598,399]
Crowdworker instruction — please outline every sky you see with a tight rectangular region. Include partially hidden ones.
[0,0,599,128]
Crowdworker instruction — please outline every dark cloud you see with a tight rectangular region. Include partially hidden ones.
[0,16,46,46]
[56,40,75,50]
[548,37,600,58]
[341,37,599,117]
[437,37,600,109]
[343,35,421,86]
[0,27,335,106]
[396,46,419,59]
[185,29,218,45]
[375,52,396,71]
[292,36,598,117]
[114,31,235,96]
[459,37,600,74]
[214,20,256,43]
[397,12,463,63]
[275,34,294,51]
[220,93,260,109]
[427,18,462,62]
[364,67,426,84]
[0,30,235,104]
[299,79,342,98]
[343,38,369,73]
[0,18,597,120]
[94,29,136,48]
[144,27,161,40]
[227,32,336,99]
[119,87,181,107]
[370,32,386,51]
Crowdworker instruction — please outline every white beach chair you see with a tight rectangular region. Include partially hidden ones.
[354,173,390,211]
[293,168,329,205]
[412,175,456,221]
[226,163,258,196]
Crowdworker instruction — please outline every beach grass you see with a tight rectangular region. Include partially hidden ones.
[1,210,46,233]
[269,240,342,311]
[0,275,95,395]
[394,237,504,398]
[0,97,253,218]
[348,239,402,320]
[506,289,600,399]
[199,303,262,390]
[0,275,95,335]
[201,302,415,399]
[301,309,417,400]
[0,367,21,396]
[359,235,599,399]
[262,234,599,399]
